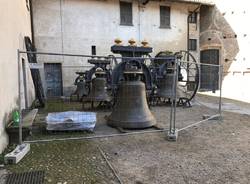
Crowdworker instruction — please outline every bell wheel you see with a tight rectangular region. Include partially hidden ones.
[175,50,200,106]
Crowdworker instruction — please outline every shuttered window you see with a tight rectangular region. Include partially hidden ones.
[188,39,197,51]
[160,6,171,28]
[120,1,133,26]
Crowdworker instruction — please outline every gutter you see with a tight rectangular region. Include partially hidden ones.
[168,0,215,6]
[29,0,35,46]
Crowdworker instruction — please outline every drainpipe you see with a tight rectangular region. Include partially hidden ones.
[138,0,149,42]
[187,4,201,61]
[29,0,35,46]
[138,2,141,42]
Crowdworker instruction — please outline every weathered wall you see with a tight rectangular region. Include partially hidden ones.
[0,0,35,152]
[200,1,250,102]
[32,0,200,96]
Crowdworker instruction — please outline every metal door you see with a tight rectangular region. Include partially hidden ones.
[200,49,219,91]
[44,63,63,97]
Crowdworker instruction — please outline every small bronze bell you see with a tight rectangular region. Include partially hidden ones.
[84,69,111,103]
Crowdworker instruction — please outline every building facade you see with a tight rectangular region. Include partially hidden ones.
[32,0,202,96]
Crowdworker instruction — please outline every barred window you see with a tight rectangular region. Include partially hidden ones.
[120,1,133,26]
[189,39,197,51]
[160,6,171,28]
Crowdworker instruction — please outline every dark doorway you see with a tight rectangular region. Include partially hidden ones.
[44,63,63,97]
[200,49,219,91]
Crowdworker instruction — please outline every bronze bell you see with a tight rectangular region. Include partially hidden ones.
[71,72,88,101]
[85,71,111,103]
[157,73,186,99]
[75,80,88,100]
[157,74,175,99]
[108,64,156,129]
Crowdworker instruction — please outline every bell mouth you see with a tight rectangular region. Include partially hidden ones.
[107,116,157,129]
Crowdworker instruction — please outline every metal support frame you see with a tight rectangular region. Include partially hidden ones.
[219,65,223,119]
[167,59,223,141]
[168,59,179,141]
[17,50,223,144]
[18,50,23,145]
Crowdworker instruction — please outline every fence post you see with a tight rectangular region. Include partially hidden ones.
[168,59,178,141]
[18,49,23,145]
[219,64,223,120]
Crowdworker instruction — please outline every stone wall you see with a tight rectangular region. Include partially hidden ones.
[200,1,250,102]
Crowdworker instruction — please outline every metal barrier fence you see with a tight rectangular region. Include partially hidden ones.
[168,60,222,140]
[17,50,222,144]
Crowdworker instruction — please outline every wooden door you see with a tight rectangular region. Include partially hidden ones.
[44,63,63,97]
[200,49,219,91]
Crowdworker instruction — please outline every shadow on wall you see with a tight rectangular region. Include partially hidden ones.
[199,5,239,77]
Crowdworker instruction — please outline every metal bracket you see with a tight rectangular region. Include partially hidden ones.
[167,129,178,141]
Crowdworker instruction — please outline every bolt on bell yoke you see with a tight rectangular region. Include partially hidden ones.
[108,62,156,129]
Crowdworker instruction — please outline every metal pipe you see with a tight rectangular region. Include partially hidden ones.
[219,65,223,118]
[59,0,64,54]
[177,114,220,132]
[187,5,201,61]
[19,50,221,67]
[24,129,168,144]
[169,60,178,134]
[187,15,190,60]
[98,146,123,184]
[18,50,23,144]
[138,2,141,42]
[29,0,35,45]
[178,58,221,67]
[173,59,179,133]
[18,50,173,61]
[169,97,174,132]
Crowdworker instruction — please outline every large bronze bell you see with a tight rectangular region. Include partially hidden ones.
[84,71,111,103]
[108,65,156,129]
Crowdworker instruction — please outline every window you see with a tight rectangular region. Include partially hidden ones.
[188,39,197,51]
[120,1,133,26]
[188,12,197,23]
[160,6,171,28]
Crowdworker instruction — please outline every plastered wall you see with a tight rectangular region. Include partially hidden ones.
[0,0,35,152]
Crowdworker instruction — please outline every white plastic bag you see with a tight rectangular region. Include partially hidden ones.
[46,111,96,131]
